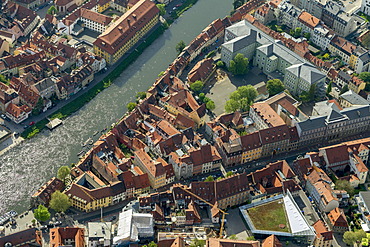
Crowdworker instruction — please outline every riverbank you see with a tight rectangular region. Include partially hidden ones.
[21,0,198,139]
[21,24,166,139]
[0,0,235,214]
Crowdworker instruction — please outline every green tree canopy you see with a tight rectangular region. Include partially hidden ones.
[233,0,245,10]
[335,179,355,196]
[225,99,240,113]
[34,205,50,222]
[246,236,255,241]
[156,4,166,16]
[225,85,257,112]
[190,239,206,247]
[216,60,225,68]
[290,27,302,38]
[47,5,58,15]
[326,81,332,95]
[229,53,249,75]
[226,171,234,177]
[359,72,370,83]
[238,85,257,104]
[229,234,237,240]
[0,74,9,84]
[300,83,317,102]
[206,100,216,111]
[343,230,366,245]
[198,93,205,102]
[176,40,186,54]
[190,80,204,93]
[127,102,137,112]
[57,166,70,183]
[158,71,165,77]
[49,191,71,213]
[303,32,310,40]
[340,84,349,95]
[142,241,157,247]
[267,79,285,96]
[204,175,214,182]
[136,92,147,99]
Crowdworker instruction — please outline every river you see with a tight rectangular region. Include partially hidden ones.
[0,0,233,213]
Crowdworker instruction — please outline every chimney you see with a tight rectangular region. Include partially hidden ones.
[127,18,131,26]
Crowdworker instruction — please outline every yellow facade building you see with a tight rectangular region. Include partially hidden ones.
[93,0,159,64]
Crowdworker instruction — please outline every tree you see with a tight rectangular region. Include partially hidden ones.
[34,205,50,222]
[340,84,349,95]
[57,166,70,183]
[303,32,311,40]
[226,171,234,177]
[204,175,214,182]
[322,53,331,60]
[229,53,249,75]
[359,72,370,83]
[216,60,225,68]
[158,71,165,77]
[230,90,242,101]
[198,93,205,102]
[49,191,71,213]
[233,0,245,10]
[32,97,44,115]
[206,100,215,111]
[335,179,355,196]
[326,81,332,95]
[47,5,58,15]
[300,83,316,102]
[246,236,255,241]
[136,92,146,99]
[229,234,237,240]
[156,4,166,16]
[343,230,366,245]
[237,85,257,104]
[190,239,206,247]
[0,74,9,84]
[176,40,186,54]
[225,99,240,113]
[203,97,211,103]
[143,241,157,247]
[267,79,285,96]
[127,102,137,112]
[190,80,204,93]
[239,97,250,112]
[290,27,302,38]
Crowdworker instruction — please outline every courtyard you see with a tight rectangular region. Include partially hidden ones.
[205,67,267,116]
[102,7,123,17]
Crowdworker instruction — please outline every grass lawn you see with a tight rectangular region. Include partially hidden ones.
[247,200,290,233]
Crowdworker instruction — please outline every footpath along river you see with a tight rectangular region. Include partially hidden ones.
[0,0,233,213]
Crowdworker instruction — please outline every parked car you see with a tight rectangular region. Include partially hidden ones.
[29,121,35,126]
[0,114,6,120]
[54,221,62,226]
[39,225,47,230]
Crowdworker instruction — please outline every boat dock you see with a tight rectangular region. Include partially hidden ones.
[46,118,63,130]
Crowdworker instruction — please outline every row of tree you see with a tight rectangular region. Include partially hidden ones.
[33,165,72,222]
[189,80,216,111]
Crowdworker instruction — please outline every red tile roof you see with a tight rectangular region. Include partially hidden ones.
[93,0,159,55]
[298,11,320,29]
[313,220,333,241]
